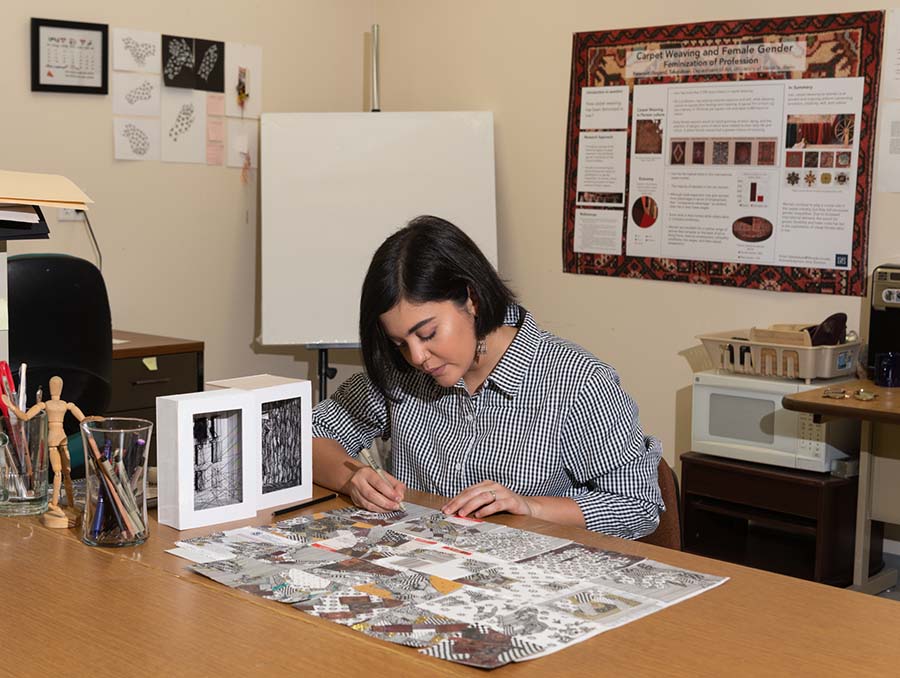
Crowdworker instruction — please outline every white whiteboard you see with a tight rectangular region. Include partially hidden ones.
[260,112,497,345]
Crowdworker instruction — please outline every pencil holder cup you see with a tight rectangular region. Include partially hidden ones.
[0,411,49,516]
[81,418,153,547]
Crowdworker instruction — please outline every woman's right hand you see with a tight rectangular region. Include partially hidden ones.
[342,465,406,513]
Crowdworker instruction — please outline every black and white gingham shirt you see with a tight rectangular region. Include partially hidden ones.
[312,306,663,539]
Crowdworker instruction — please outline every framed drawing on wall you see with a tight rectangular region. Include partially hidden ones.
[31,18,109,94]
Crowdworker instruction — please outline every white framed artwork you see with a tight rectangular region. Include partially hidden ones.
[156,390,258,529]
[206,375,312,511]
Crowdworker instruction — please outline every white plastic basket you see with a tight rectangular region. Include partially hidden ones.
[698,329,860,383]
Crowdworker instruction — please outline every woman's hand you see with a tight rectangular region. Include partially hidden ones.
[342,465,406,513]
[441,480,534,520]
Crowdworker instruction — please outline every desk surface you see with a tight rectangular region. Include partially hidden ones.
[783,378,900,423]
[112,329,204,360]
[3,487,900,676]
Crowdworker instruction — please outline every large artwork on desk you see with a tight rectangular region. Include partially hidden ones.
[562,11,885,295]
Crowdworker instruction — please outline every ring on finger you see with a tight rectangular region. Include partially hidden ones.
[488,489,497,502]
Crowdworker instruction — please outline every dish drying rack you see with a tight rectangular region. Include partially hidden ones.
[698,326,860,384]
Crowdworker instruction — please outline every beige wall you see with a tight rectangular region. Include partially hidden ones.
[5,0,375,386]
[6,1,898,469]
[375,0,900,468]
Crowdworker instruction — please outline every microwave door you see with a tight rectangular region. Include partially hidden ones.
[696,384,799,466]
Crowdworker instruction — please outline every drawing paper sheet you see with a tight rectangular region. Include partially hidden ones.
[112,28,161,73]
[112,71,161,117]
[114,117,161,161]
[207,92,225,116]
[882,9,900,101]
[224,43,263,118]
[161,88,207,163]
[207,116,225,166]
[0,204,40,223]
[878,10,900,192]
[179,502,728,669]
[226,118,258,168]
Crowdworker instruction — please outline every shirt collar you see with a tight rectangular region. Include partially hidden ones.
[480,305,539,399]
[433,305,537,399]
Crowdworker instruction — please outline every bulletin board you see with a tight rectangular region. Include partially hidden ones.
[562,11,884,295]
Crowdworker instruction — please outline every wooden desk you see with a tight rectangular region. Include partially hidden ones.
[110,330,204,466]
[784,380,900,594]
[3,488,900,676]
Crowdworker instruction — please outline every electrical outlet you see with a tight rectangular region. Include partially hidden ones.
[58,208,82,221]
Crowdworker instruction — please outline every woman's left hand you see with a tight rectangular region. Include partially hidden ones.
[441,481,534,520]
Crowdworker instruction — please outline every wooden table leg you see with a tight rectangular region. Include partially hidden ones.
[850,420,898,594]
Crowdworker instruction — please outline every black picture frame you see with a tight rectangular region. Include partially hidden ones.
[31,18,108,94]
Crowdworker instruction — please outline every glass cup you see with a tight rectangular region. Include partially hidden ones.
[0,411,49,516]
[875,352,900,388]
[81,417,153,547]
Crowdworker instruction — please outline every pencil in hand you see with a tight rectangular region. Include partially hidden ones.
[358,448,407,511]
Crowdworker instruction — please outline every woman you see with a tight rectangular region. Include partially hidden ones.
[312,215,663,538]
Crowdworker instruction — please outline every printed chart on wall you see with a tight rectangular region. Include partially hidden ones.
[562,11,884,295]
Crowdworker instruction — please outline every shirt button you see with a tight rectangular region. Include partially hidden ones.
[465,415,474,422]
[456,463,462,471]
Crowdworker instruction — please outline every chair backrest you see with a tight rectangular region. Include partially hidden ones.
[8,254,112,434]
[638,457,682,550]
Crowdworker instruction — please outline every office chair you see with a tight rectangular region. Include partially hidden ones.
[7,253,113,439]
[638,457,682,550]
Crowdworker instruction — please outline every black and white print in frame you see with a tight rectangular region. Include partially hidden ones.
[31,18,108,94]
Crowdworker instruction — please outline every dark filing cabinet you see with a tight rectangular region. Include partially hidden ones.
[681,452,882,587]
[108,330,204,466]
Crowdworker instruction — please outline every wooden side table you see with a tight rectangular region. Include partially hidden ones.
[681,452,877,587]
[110,330,204,466]
[783,380,900,594]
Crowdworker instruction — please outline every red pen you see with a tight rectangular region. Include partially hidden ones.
[0,361,17,413]
[0,362,11,420]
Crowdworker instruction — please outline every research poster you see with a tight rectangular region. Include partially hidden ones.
[562,12,884,295]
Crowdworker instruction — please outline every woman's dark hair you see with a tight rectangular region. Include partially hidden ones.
[360,215,515,398]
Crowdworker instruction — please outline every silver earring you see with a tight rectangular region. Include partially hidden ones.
[475,338,487,359]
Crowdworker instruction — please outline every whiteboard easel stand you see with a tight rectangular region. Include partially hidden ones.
[305,23,379,403]
[306,343,358,402]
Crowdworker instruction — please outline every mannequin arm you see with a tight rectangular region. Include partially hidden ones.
[1,396,45,421]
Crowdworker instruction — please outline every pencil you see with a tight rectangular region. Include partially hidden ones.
[271,492,338,517]
[358,448,406,511]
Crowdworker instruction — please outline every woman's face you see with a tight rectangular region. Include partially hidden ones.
[380,297,477,387]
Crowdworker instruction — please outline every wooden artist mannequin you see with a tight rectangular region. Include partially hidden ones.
[2,376,99,528]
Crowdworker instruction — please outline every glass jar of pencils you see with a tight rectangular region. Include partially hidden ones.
[0,411,49,516]
[80,417,153,547]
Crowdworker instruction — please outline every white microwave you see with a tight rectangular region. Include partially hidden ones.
[691,370,859,472]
